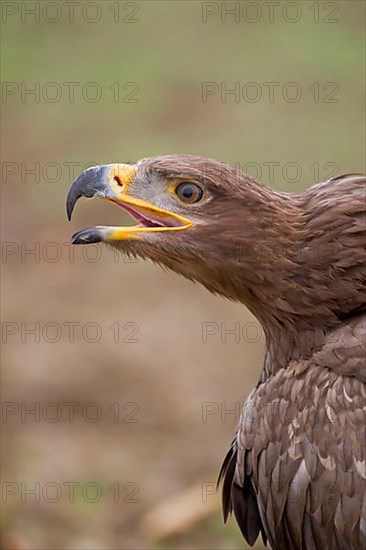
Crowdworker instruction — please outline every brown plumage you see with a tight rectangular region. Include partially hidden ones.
[67,156,366,549]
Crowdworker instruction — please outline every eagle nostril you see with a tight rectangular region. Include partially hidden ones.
[114,176,123,187]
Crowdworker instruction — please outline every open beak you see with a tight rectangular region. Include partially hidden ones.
[66,164,193,244]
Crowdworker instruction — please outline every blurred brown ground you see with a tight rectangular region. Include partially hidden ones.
[1,1,365,548]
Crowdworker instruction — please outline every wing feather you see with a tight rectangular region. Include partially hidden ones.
[220,315,366,548]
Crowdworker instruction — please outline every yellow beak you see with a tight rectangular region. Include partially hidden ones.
[66,163,193,244]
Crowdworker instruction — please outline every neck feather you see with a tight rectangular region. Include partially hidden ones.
[188,176,365,371]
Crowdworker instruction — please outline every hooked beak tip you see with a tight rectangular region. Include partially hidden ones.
[66,165,111,222]
[66,203,73,222]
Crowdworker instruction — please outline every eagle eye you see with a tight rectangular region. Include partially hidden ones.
[175,182,203,204]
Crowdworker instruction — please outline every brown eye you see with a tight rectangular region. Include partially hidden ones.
[175,182,203,204]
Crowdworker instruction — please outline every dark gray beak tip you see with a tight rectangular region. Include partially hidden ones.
[66,202,73,222]
[66,165,110,221]
[70,228,103,245]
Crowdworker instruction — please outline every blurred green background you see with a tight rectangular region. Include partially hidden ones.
[1,1,365,548]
